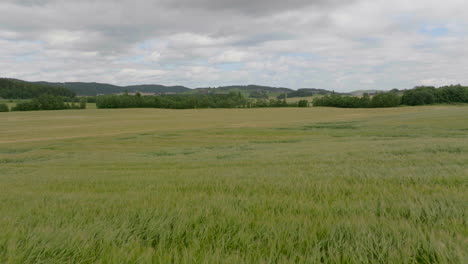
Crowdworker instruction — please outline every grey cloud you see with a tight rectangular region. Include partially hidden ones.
[0,0,467,90]
[234,32,297,46]
[0,0,350,56]
[9,0,53,6]
[161,0,352,15]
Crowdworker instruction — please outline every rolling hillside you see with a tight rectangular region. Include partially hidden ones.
[33,82,191,96]
[31,81,337,97]
[0,78,340,97]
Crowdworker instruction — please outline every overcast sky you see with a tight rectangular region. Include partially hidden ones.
[1,0,467,91]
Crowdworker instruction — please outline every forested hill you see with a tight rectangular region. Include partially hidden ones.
[2,78,337,97]
[0,78,76,99]
[36,82,296,96]
[192,85,293,94]
[33,82,191,96]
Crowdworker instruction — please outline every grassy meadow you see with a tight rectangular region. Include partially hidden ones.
[0,106,467,263]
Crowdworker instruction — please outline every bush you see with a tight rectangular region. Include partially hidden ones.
[0,103,9,112]
[297,100,309,107]
[79,98,87,109]
[12,95,84,111]
[12,100,40,111]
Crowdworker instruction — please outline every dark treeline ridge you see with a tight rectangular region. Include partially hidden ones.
[313,85,468,108]
[0,78,76,99]
[96,92,308,109]
[12,95,86,111]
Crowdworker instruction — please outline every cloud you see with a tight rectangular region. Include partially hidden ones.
[0,0,467,91]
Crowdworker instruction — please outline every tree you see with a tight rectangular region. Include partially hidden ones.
[401,87,435,106]
[360,93,371,108]
[297,100,309,107]
[312,92,401,108]
[96,92,249,109]
[12,95,84,111]
[79,98,87,109]
[0,103,9,112]
[370,92,401,107]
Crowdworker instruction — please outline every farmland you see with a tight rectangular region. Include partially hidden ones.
[0,106,467,263]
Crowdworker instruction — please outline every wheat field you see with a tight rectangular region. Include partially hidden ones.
[0,106,467,263]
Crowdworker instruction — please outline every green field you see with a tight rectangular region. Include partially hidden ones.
[0,106,467,263]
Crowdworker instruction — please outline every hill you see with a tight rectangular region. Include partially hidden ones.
[0,78,76,99]
[2,78,339,97]
[33,82,191,96]
[349,90,386,96]
[277,88,348,99]
[193,85,293,94]
[32,82,315,97]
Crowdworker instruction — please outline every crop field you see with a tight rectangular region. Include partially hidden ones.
[0,106,467,263]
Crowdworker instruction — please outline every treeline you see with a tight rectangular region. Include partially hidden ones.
[11,95,86,111]
[249,99,308,107]
[96,93,310,109]
[313,85,468,108]
[0,79,76,99]
[401,85,468,105]
[313,92,400,108]
[96,92,248,109]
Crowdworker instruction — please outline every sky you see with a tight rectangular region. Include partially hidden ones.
[0,0,467,91]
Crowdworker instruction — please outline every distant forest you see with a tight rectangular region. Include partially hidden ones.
[313,85,468,108]
[0,79,75,99]
[2,78,337,97]
[33,82,299,96]
[33,82,341,97]
[95,92,309,109]
[34,81,190,96]
[0,77,467,112]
